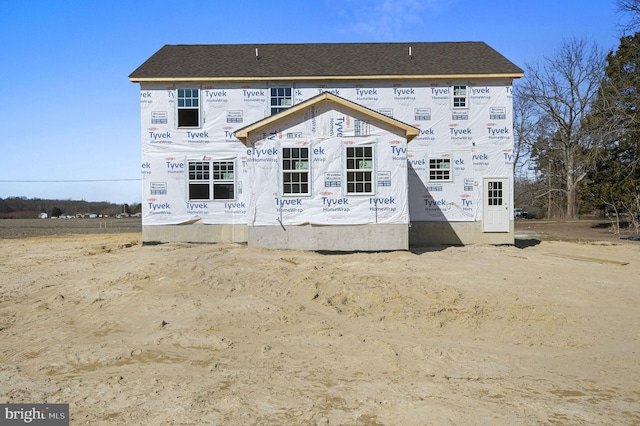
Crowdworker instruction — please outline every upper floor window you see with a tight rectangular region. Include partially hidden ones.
[346,146,374,194]
[188,160,235,200]
[270,87,292,115]
[429,158,451,181]
[282,147,309,195]
[178,88,199,127]
[452,85,467,108]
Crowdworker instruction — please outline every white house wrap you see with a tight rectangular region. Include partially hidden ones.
[239,96,413,229]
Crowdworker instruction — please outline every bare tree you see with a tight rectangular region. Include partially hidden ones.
[513,84,561,217]
[617,0,640,32]
[519,38,606,218]
[512,85,536,176]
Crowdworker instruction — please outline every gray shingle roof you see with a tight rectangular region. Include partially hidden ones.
[129,42,523,81]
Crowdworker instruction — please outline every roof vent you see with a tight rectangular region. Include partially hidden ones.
[408,46,413,60]
[255,48,260,60]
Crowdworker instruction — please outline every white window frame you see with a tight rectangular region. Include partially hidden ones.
[281,146,310,196]
[346,145,374,195]
[452,85,467,109]
[270,87,293,115]
[177,88,200,128]
[187,159,236,201]
[428,157,452,182]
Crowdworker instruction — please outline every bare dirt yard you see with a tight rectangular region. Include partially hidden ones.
[0,219,639,425]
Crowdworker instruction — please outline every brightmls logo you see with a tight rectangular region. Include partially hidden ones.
[1,404,68,425]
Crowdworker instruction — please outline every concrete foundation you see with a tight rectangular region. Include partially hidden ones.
[142,220,513,249]
[248,223,409,251]
[409,220,514,247]
[143,222,248,244]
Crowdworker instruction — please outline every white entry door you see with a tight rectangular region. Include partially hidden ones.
[482,177,510,232]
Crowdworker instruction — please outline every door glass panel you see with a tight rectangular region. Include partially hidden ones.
[488,181,503,206]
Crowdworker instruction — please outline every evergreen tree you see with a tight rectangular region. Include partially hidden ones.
[584,33,640,232]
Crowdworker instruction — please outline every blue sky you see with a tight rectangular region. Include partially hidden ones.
[0,0,623,203]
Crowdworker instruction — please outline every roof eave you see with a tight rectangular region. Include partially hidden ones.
[129,73,524,83]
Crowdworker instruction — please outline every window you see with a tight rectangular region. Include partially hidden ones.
[270,87,292,115]
[178,88,199,127]
[429,158,451,181]
[188,160,235,200]
[212,161,235,199]
[282,147,309,195]
[452,85,467,108]
[346,146,373,194]
[188,161,209,200]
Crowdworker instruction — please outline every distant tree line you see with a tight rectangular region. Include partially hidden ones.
[0,197,141,219]
[513,0,640,233]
